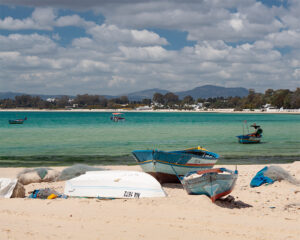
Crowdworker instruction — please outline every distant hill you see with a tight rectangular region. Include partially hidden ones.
[125,88,169,101]
[175,85,249,99]
[0,92,28,99]
[0,85,249,101]
[0,92,75,100]
[126,85,249,100]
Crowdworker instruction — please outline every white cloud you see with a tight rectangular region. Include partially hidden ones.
[108,75,136,87]
[0,33,57,54]
[266,30,300,48]
[1,1,300,94]
[119,46,169,61]
[86,24,167,47]
[194,41,229,61]
[76,59,110,72]
[55,15,95,29]
[293,69,300,79]
[131,30,167,45]
[0,8,56,30]
[31,7,56,25]
[230,14,244,31]
[0,51,20,59]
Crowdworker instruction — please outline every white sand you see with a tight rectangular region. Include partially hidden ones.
[1,163,300,240]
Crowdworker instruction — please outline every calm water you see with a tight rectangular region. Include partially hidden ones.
[0,111,299,166]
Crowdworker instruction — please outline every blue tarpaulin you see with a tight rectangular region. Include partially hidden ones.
[250,167,275,187]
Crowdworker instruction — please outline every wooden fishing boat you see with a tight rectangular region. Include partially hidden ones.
[236,121,263,144]
[64,170,166,198]
[132,146,219,183]
[181,168,238,202]
[8,117,27,124]
[110,113,125,122]
[236,134,262,143]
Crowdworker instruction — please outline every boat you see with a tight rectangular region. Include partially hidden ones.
[110,113,125,122]
[236,121,263,144]
[132,146,219,183]
[64,170,166,198]
[8,117,27,124]
[181,168,238,202]
[236,134,262,144]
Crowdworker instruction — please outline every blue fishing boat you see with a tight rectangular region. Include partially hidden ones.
[236,122,263,144]
[181,168,238,202]
[9,117,27,124]
[132,146,219,183]
[236,134,262,144]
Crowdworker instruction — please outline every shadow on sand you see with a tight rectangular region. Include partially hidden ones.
[215,195,253,209]
[162,183,184,189]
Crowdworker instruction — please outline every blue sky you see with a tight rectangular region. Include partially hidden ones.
[0,0,299,95]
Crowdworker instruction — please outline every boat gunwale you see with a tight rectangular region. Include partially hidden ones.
[137,159,216,167]
[132,149,219,160]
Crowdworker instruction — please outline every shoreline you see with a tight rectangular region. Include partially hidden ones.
[1,108,299,114]
[1,163,300,240]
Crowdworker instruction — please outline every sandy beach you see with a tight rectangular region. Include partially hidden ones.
[1,163,300,240]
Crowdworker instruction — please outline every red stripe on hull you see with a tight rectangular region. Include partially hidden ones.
[211,188,234,202]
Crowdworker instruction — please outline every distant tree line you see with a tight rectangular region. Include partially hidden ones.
[0,88,299,109]
[152,88,300,110]
[0,94,150,110]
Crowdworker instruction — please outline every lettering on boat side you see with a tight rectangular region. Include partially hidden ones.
[123,191,141,198]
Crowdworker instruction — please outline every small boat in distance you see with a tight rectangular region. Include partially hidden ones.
[181,168,238,202]
[110,113,125,122]
[236,121,263,144]
[9,117,27,124]
[132,146,219,183]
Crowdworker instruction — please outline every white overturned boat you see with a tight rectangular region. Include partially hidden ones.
[64,170,166,198]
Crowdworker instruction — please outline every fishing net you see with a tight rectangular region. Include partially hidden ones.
[17,167,50,179]
[264,166,300,186]
[57,164,106,181]
[17,167,60,185]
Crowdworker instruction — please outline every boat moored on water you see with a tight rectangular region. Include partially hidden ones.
[132,146,219,183]
[236,122,263,144]
[236,134,262,144]
[8,117,27,124]
[181,168,238,202]
[110,113,125,122]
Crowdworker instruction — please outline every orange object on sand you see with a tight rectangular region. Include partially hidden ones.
[47,194,57,199]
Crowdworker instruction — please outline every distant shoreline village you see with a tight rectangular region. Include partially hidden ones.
[1,86,299,114]
[0,107,299,114]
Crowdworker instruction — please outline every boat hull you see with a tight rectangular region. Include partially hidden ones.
[9,120,24,124]
[64,170,166,199]
[236,135,262,144]
[182,168,238,202]
[132,149,218,183]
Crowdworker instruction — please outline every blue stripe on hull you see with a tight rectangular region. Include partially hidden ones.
[237,135,262,144]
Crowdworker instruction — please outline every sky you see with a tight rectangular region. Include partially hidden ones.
[0,0,299,95]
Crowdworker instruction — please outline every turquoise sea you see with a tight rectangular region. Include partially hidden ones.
[0,111,299,167]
